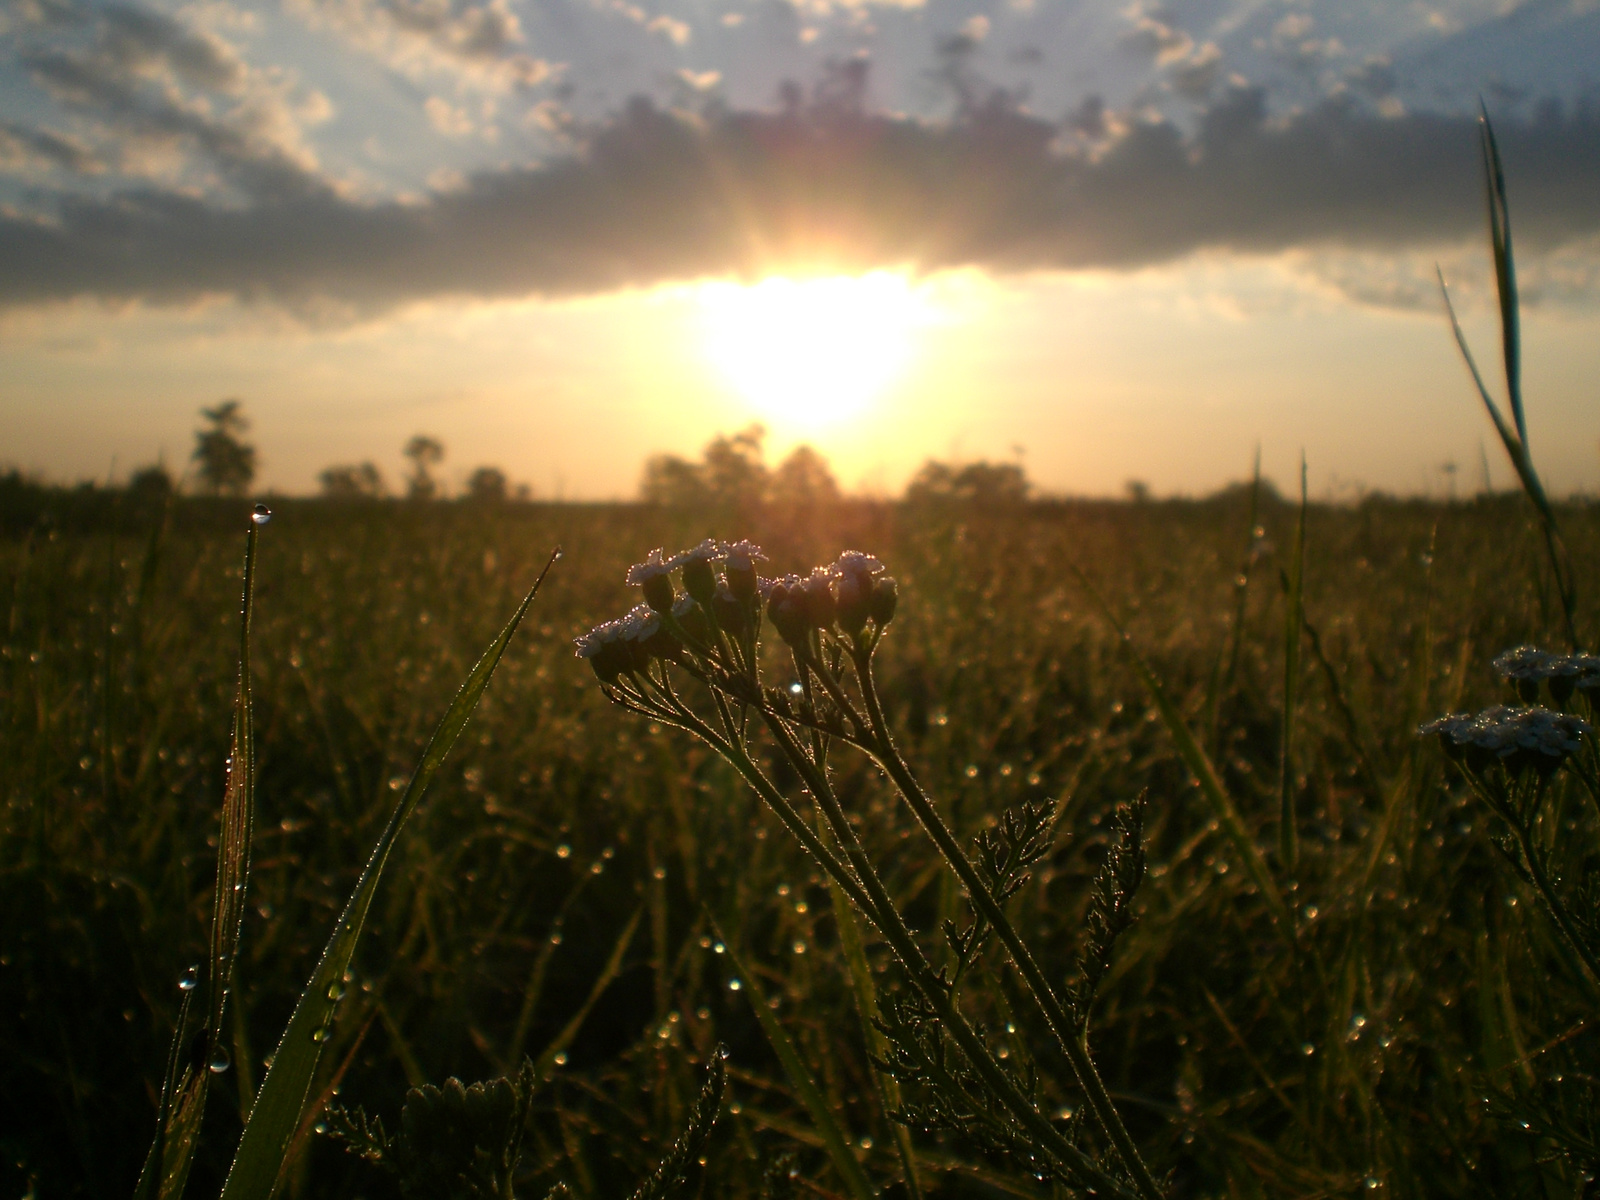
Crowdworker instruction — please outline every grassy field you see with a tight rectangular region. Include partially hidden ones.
[4,485,1600,1199]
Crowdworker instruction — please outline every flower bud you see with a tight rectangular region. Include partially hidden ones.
[712,580,747,636]
[869,576,898,627]
[673,593,713,645]
[724,540,767,601]
[766,575,810,646]
[626,549,678,613]
[835,571,871,636]
[678,539,724,605]
[802,567,837,630]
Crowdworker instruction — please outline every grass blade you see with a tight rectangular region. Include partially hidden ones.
[824,873,921,1200]
[1277,457,1306,873]
[209,518,259,1078]
[1479,104,1523,448]
[1071,564,1289,927]
[713,921,878,1200]
[134,515,263,1200]
[219,547,559,1200]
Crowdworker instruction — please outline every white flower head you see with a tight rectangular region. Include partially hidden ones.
[723,539,768,573]
[1494,646,1555,683]
[1422,704,1589,770]
[619,604,660,642]
[626,548,676,586]
[677,537,726,567]
[832,550,883,582]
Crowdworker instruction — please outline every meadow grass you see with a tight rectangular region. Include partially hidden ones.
[5,485,1600,1198]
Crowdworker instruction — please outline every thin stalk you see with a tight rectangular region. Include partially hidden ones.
[1279,458,1307,874]
[849,649,1164,1200]
[745,714,1139,1198]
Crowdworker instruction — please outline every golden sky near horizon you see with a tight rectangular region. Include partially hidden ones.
[6,252,1599,500]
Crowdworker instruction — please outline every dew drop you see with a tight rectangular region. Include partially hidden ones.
[553,1051,568,1066]
[311,1027,327,1043]
[728,978,742,991]
[1364,1179,1380,1191]
[251,504,272,526]
[713,942,726,954]
[1301,1042,1315,1056]
[326,980,346,1002]
[179,966,199,992]
[556,844,572,859]
[209,1045,232,1074]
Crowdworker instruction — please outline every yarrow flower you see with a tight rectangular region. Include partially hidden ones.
[1420,705,1590,775]
[1492,645,1600,705]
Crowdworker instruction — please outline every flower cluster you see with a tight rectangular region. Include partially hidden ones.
[1420,704,1591,776]
[1493,646,1600,705]
[575,540,899,684]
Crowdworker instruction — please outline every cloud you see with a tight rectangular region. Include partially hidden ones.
[287,0,555,90]
[10,0,332,200]
[3,84,1599,314]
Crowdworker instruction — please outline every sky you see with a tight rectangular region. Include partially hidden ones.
[2,0,1598,498]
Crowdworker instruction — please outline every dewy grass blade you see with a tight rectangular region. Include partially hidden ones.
[210,517,259,1080]
[1071,564,1290,928]
[714,921,878,1200]
[823,871,922,1200]
[135,514,263,1200]
[1278,458,1306,874]
[219,546,559,1200]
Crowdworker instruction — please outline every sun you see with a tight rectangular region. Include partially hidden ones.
[697,271,929,428]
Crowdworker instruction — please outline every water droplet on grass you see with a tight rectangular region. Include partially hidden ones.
[209,1045,231,1074]
[251,504,272,526]
[179,966,199,991]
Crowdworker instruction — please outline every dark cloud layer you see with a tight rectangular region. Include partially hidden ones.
[4,85,1599,311]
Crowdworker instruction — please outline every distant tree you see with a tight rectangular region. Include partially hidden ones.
[466,466,508,503]
[905,460,1029,507]
[127,464,173,504]
[1125,479,1151,504]
[319,462,386,499]
[641,425,770,511]
[193,400,256,496]
[403,435,445,500]
[770,445,840,508]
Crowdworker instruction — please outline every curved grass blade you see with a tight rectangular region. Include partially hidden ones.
[1438,107,1578,647]
[1070,564,1289,928]
[1277,457,1306,874]
[219,547,560,1200]
[712,920,877,1200]
[1479,103,1523,448]
[133,515,262,1200]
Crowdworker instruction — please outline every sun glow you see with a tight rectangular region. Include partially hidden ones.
[697,272,930,428]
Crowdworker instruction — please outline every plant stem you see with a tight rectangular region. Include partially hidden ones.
[850,648,1165,1200]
